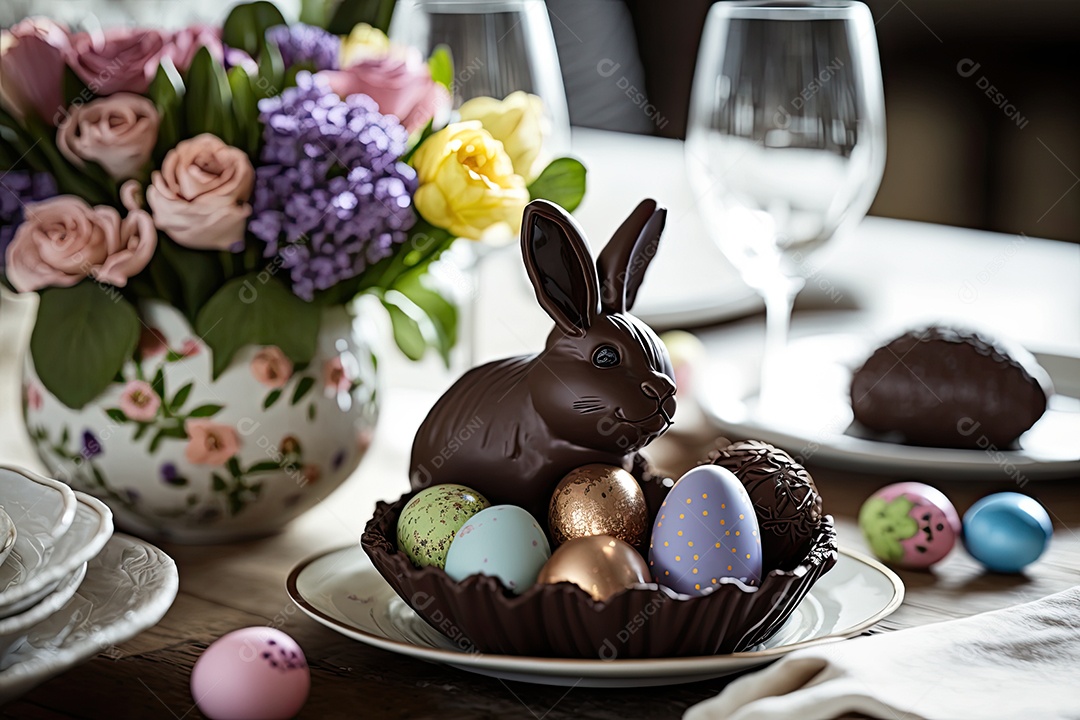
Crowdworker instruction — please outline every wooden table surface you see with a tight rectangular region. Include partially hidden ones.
[3,131,1079,718]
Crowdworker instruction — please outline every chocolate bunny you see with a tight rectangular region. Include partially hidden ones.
[410,199,677,520]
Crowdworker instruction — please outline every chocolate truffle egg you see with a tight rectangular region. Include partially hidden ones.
[710,440,822,570]
[396,484,489,568]
[859,482,960,569]
[649,465,762,595]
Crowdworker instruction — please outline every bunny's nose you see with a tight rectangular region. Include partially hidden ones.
[641,372,676,401]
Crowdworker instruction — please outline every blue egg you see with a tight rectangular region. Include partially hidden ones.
[648,465,762,595]
[444,505,551,594]
[963,492,1052,573]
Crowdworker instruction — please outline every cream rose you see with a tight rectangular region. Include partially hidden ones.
[146,134,255,251]
[5,193,157,292]
[459,92,550,183]
[57,93,159,181]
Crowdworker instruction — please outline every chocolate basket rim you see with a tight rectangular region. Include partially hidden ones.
[361,492,838,609]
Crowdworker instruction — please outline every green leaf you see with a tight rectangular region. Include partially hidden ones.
[223,1,287,57]
[61,66,91,110]
[21,115,114,204]
[527,157,588,212]
[211,473,227,492]
[148,60,185,162]
[160,425,188,439]
[149,429,166,453]
[291,376,315,405]
[428,45,453,92]
[134,423,151,440]
[381,292,430,361]
[327,0,396,33]
[185,46,233,142]
[248,460,283,473]
[29,283,140,409]
[227,456,243,478]
[255,40,285,99]
[151,367,166,400]
[157,237,225,324]
[196,274,321,378]
[188,404,224,418]
[394,271,458,366]
[105,408,128,424]
[262,389,282,410]
[170,382,193,412]
[307,403,316,421]
[228,66,262,157]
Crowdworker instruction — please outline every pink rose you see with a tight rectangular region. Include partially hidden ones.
[118,380,160,422]
[146,134,255,251]
[323,356,355,393]
[162,25,223,71]
[318,49,449,132]
[251,346,293,388]
[67,28,167,96]
[184,419,240,466]
[57,94,159,181]
[25,382,43,411]
[299,464,321,486]
[0,18,70,123]
[5,194,156,292]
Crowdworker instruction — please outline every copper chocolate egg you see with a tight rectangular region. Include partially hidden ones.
[548,464,649,547]
[537,535,651,601]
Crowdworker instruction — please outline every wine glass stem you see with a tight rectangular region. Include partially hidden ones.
[759,280,800,414]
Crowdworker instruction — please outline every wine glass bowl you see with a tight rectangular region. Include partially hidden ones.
[686,1,886,411]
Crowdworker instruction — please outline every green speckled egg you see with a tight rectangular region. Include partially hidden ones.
[396,484,490,568]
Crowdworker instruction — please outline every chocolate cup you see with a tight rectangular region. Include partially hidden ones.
[361,492,838,659]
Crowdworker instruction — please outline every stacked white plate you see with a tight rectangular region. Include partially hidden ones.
[0,466,179,704]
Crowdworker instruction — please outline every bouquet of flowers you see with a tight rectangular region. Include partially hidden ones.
[0,1,586,410]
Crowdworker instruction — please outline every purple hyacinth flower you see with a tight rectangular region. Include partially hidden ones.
[0,171,58,263]
[265,24,340,72]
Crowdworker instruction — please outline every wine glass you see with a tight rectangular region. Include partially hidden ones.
[389,0,571,156]
[390,0,572,366]
[685,1,886,416]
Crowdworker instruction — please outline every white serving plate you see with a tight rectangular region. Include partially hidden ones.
[0,493,112,618]
[696,328,1080,480]
[287,545,903,688]
[0,468,78,606]
[0,562,87,659]
[0,534,178,704]
[0,510,15,569]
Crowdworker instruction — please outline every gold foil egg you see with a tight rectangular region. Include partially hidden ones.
[537,535,651,601]
[548,464,649,547]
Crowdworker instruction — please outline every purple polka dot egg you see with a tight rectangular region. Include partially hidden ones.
[444,505,551,594]
[649,465,763,596]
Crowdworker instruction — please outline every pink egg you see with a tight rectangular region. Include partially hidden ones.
[191,627,310,720]
[859,482,961,569]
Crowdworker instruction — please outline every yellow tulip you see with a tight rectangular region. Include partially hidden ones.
[459,91,549,183]
[411,121,529,241]
[340,23,391,67]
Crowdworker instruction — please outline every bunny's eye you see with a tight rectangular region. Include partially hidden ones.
[593,345,621,368]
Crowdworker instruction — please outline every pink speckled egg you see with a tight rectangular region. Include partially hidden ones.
[859,482,961,569]
[191,627,310,720]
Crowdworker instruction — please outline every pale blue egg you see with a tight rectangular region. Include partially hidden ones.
[648,465,763,595]
[444,505,551,594]
[963,492,1052,573]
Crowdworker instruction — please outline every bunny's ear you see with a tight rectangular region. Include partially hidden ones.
[597,199,667,313]
[521,199,599,337]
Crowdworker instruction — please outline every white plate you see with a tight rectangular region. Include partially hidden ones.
[287,545,903,688]
[570,128,762,330]
[0,534,178,704]
[696,329,1080,480]
[0,493,112,618]
[0,562,87,659]
[0,510,15,569]
[0,468,78,604]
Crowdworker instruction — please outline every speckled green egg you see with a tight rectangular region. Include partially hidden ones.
[396,484,490,568]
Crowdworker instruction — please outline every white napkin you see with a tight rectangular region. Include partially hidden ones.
[685,587,1080,720]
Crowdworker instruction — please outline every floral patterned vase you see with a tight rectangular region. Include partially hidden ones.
[23,301,379,543]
